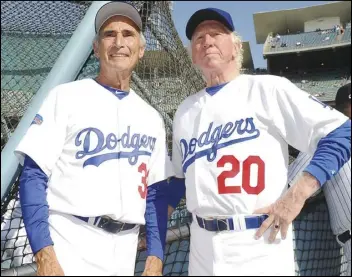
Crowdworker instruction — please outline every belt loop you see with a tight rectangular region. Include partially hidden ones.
[120,222,126,231]
[225,218,230,231]
[238,215,246,231]
[94,217,101,227]
[234,215,239,231]
[88,217,95,225]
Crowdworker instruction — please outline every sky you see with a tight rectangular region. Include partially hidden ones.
[172,1,336,69]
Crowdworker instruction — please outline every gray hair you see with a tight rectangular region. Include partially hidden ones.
[94,32,146,48]
[187,31,244,70]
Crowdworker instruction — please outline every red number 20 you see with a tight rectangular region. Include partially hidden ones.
[138,163,148,199]
[217,155,265,195]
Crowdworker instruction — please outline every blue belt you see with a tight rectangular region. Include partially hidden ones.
[74,215,137,234]
[196,214,269,232]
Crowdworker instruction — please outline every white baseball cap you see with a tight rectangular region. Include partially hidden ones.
[95,1,142,34]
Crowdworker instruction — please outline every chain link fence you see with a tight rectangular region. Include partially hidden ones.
[1,1,90,149]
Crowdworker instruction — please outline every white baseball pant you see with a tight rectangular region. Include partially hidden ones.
[188,214,295,276]
[48,211,139,276]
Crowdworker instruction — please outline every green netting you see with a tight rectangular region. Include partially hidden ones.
[1,1,89,149]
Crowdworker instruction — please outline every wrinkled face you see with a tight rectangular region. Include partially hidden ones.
[93,15,144,72]
[191,20,238,70]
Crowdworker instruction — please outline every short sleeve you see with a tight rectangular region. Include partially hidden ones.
[272,77,349,155]
[14,86,68,176]
[148,117,174,186]
[171,113,185,178]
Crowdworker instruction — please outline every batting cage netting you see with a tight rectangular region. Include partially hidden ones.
[1,1,348,276]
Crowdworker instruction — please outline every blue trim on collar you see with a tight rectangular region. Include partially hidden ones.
[205,82,229,96]
[94,79,129,100]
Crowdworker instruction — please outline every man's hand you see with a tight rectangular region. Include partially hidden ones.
[35,246,64,276]
[142,256,163,276]
[253,172,320,243]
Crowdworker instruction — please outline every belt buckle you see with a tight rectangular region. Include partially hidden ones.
[100,216,121,233]
[97,215,111,228]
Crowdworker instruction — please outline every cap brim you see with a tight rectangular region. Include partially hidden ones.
[186,9,234,40]
[95,2,142,33]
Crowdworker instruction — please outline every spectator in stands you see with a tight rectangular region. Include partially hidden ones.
[340,25,345,35]
[336,25,341,35]
[336,83,351,118]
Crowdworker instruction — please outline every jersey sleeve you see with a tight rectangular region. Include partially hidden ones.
[271,77,349,155]
[14,86,68,176]
[171,111,185,178]
[148,117,174,186]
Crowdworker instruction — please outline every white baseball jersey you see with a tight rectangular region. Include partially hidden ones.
[172,74,349,276]
[15,78,173,225]
[172,74,349,218]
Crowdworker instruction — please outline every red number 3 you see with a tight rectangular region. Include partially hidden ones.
[217,155,265,195]
[138,163,148,199]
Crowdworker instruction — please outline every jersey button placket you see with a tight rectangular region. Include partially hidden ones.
[116,101,122,218]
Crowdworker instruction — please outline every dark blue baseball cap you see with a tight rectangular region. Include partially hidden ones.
[186,8,235,40]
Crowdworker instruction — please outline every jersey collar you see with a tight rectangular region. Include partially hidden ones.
[94,79,130,100]
[205,82,229,96]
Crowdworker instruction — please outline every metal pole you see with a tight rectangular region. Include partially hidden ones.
[1,1,110,201]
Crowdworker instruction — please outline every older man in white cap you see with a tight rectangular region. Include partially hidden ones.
[15,1,172,276]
